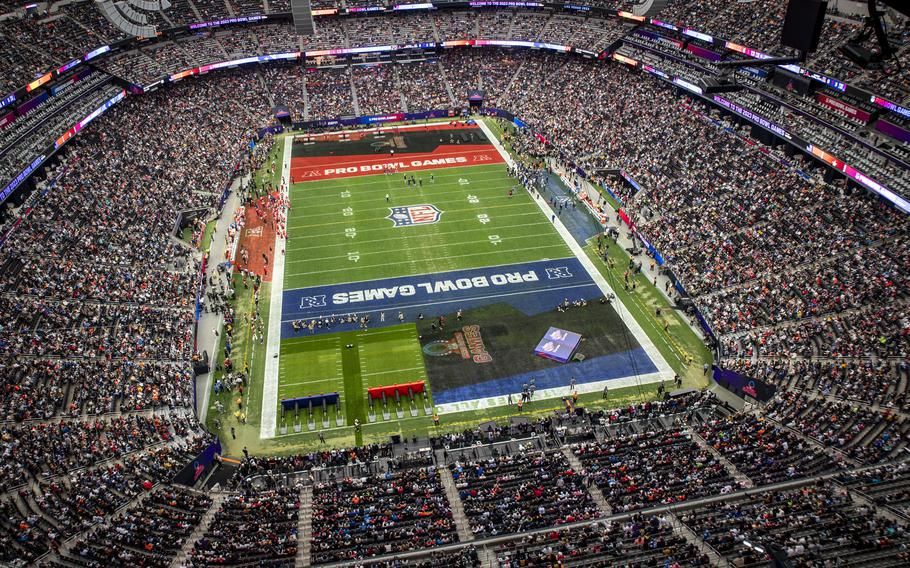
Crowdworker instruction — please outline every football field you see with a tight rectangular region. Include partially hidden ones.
[260,120,672,439]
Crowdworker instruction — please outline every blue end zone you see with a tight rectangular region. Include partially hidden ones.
[432,347,659,404]
[281,258,602,338]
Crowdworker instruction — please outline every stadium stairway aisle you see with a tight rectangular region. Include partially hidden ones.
[668,511,732,568]
[437,462,475,543]
[297,485,314,566]
[540,172,603,247]
[171,492,225,568]
[688,428,754,488]
[560,447,613,515]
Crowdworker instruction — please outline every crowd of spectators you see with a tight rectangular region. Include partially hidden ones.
[311,466,456,564]
[725,358,909,411]
[190,488,300,566]
[764,390,906,463]
[397,60,453,112]
[351,64,403,115]
[574,428,739,511]
[680,485,910,566]
[495,515,708,567]
[697,413,837,485]
[451,449,601,537]
[66,485,212,567]
[839,461,910,517]
[305,66,356,117]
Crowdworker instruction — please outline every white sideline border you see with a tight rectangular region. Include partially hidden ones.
[260,138,292,439]
[432,120,676,414]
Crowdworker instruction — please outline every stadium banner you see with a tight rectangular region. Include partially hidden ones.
[617,208,633,229]
[0,92,15,111]
[686,43,723,61]
[874,119,910,144]
[713,366,776,403]
[636,232,664,266]
[618,169,642,195]
[256,124,285,140]
[0,110,15,130]
[16,91,49,117]
[172,438,223,487]
[290,109,454,131]
[480,107,515,121]
[815,93,870,122]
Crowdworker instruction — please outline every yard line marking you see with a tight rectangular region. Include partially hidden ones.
[287,243,570,275]
[287,172,511,201]
[362,366,425,377]
[286,233,566,264]
[287,183,517,212]
[279,377,344,388]
[280,335,343,345]
[355,327,414,337]
[288,219,554,251]
[282,281,600,322]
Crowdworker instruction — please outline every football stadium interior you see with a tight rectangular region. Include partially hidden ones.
[1,0,910,566]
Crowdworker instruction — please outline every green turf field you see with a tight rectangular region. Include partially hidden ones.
[282,164,571,289]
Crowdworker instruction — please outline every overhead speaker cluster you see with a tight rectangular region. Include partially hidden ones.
[781,0,828,56]
[291,0,315,37]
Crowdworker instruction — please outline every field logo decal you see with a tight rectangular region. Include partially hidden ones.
[423,325,492,363]
[387,204,443,227]
[546,267,573,279]
[299,295,327,309]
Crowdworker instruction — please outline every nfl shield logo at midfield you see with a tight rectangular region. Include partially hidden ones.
[387,204,443,227]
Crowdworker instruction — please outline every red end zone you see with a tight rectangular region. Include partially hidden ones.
[291,145,505,182]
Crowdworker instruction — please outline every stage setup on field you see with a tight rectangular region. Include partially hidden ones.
[534,327,583,363]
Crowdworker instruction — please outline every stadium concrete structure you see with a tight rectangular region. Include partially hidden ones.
[1,1,909,567]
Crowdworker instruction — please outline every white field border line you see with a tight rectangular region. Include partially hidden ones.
[281,282,600,323]
[433,371,667,414]
[290,148,502,176]
[261,138,292,439]
[279,376,345,389]
[287,215,552,251]
[435,119,677,413]
[291,120,481,140]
